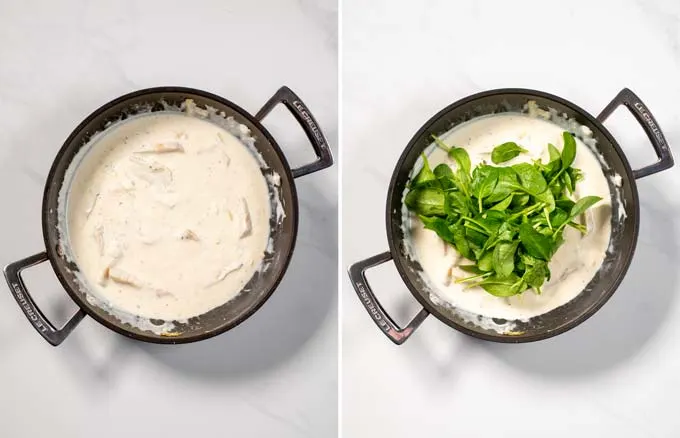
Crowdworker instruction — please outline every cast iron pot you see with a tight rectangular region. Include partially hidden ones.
[4,86,333,346]
[349,88,673,345]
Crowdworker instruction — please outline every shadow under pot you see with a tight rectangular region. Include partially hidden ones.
[349,87,673,344]
[4,86,333,346]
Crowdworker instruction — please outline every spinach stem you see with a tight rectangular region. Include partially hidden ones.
[455,272,492,284]
[463,222,489,235]
[553,218,585,239]
[508,203,544,221]
[462,217,492,234]
[548,170,565,187]
[568,221,587,234]
[431,134,451,152]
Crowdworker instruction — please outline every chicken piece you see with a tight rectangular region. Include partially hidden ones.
[135,141,185,154]
[95,229,124,283]
[108,267,141,288]
[238,198,252,238]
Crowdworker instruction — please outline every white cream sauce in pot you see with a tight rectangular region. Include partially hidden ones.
[63,111,271,322]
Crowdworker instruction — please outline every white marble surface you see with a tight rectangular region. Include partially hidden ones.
[342,0,680,437]
[0,1,337,437]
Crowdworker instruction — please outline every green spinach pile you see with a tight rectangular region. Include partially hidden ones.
[405,131,601,297]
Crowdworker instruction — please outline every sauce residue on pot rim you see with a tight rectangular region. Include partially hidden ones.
[58,100,284,334]
[404,110,616,329]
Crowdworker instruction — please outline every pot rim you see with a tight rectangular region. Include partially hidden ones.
[41,86,300,344]
[385,87,641,343]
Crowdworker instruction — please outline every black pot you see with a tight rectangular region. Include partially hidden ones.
[349,88,673,344]
[4,86,333,346]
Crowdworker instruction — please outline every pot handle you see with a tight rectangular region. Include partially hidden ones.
[255,86,334,178]
[348,251,429,345]
[597,88,674,179]
[3,252,86,346]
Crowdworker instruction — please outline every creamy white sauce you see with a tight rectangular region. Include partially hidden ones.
[409,114,612,321]
[65,112,270,321]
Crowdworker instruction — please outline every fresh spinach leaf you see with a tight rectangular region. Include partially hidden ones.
[512,194,530,208]
[451,222,473,260]
[491,142,528,164]
[465,227,487,249]
[433,163,453,179]
[523,260,548,287]
[482,209,507,223]
[445,191,470,217]
[519,223,554,260]
[482,220,514,252]
[420,216,456,245]
[430,134,471,177]
[561,132,577,171]
[569,167,583,188]
[490,194,513,211]
[404,187,446,216]
[471,166,499,207]
[449,147,472,177]
[479,274,523,297]
[570,195,602,219]
[497,222,516,242]
[493,241,519,278]
[433,163,456,190]
[562,171,573,194]
[476,170,501,200]
[550,179,564,197]
[519,252,541,267]
[534,188,555,213]
[512,162,548,195]
[459,265,483,274]
[487,167,519,203]
[555,199,575,212]
[548,143,561,162]
[411,153,436,188]
[477,251,494,272]
[549,208,569,229]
